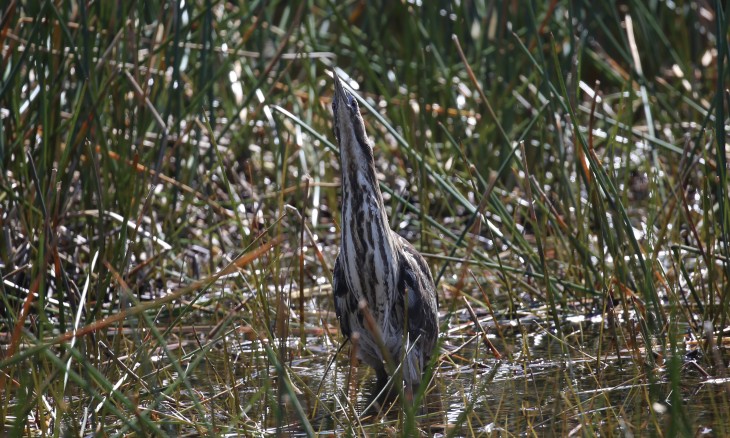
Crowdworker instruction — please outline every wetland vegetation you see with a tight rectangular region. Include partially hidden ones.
[1,0,730,436]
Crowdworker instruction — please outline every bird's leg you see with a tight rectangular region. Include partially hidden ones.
[363,365,395,416]
[375,366,390,396]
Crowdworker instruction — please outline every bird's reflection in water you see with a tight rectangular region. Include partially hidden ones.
[308,370,444,435]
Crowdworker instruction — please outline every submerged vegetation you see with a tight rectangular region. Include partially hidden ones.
[1,0,729,435]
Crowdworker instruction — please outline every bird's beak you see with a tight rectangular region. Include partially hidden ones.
[332,71,349,108]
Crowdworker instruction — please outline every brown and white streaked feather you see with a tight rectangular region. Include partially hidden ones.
[331,71,439,392]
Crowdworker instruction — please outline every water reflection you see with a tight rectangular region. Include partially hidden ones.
[212,313,730,436]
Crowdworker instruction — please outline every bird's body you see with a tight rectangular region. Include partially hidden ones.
[330,71,439,397]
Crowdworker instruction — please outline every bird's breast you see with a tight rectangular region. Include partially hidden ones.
[340,201,399,323]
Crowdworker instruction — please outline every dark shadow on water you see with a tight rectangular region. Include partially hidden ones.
[305,374,445,435]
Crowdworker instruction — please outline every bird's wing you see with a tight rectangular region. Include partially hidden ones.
[397,238,439,354]
[333,253,354,338]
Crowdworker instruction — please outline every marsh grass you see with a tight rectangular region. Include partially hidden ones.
[1,0,730,436]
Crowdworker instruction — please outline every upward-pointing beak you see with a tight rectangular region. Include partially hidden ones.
[331,69,371,163]
[332,71,349,109]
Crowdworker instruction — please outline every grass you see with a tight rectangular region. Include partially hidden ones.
[1,0,730,436]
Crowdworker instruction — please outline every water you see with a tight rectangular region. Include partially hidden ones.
[193,308,730,436]
[8,297,728,436]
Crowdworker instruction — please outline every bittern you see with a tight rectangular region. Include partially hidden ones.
[331,71,439,400]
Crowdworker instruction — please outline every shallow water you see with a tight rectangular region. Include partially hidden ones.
[196,309,730,436]
[6,301,729,436]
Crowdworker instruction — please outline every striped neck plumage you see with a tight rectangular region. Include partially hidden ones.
[332,72,399,301]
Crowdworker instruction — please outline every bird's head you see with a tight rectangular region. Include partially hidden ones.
[332,71,374,166]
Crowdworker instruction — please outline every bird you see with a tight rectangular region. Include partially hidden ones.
[330,70,439,403]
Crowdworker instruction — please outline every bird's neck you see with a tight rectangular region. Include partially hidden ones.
[339,159,400,299]
[341,160,394,245]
